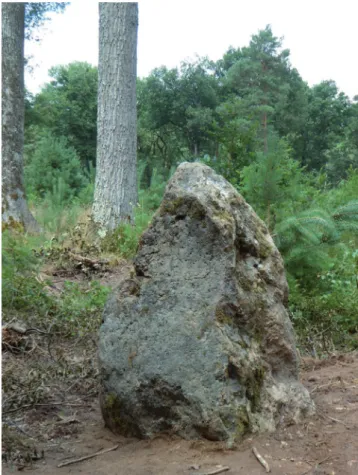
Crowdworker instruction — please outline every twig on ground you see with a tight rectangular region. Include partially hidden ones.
[310,380,335,394]
[318,410,350,428]
[300,455,333,475]
[68,252,109,268]
[57,444,119,468]
[252,446,270,472]
[196,466,230,475]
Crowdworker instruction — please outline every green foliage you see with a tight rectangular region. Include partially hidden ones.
[275,210,338,281]
[273,197,358,280]
[138,166,167,210]
[76,163,96,205]
[212,97,259,180]
[21,25,358,348]
[316,250,358,331]
[301,81,352,170]
[26,153,94,238]
[33,180,85,236]
[137,58,219,180]
[289,248,358,349]
[221,26,299,154]
[325,141,358,185]
[276,198,358,348]
[100,166,167,257]
[56,281,110,336]
[240,134,305,228]
[26,62,98,167]
[319,168,358,210]
[24,130,87,201]
[2,232,53,315]
[101,205,153,258]
[2,231,110,337]
[224,26,291,108]
[25,3,68,40]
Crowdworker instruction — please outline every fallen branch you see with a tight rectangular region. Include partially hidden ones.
[252,446,270,473]
[3,323,48,335]
[57,444,119,468]
[68,252,109,268]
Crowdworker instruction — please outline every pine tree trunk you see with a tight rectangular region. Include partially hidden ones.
[261,60,269,155]
[266,200,271,232]
[1,3,39,232]
[93,2,138,231]
[263,111,268,154]
[194,143,198,156]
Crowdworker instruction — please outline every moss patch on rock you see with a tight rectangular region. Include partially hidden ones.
[160,196,207,221]
[235,406,250,440]
[101,391,138,437]
[245,366,266,412]
[256,228,274,258]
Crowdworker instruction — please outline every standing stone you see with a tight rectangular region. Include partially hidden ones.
[99,162,314,442]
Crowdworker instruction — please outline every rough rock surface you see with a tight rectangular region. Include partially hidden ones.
[99,162,314,442]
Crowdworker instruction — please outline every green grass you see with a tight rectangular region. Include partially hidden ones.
[101,204,154,257]
[2,230,110,337]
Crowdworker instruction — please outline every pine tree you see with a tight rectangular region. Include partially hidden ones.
[240,134,302,231]
[274,201,358,281]
[224,26,292,154]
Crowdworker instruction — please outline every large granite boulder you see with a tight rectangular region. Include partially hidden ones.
[99,162,314,442]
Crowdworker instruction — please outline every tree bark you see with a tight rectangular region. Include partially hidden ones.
[261,60,269,155]
[1,3,39,232]
[93,2,138,231]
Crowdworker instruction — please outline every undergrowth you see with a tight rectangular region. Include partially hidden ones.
[2,231,110,337]
[3,167,357,351]
[101,168,166,256]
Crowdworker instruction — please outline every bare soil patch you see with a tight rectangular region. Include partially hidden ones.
[3,345,358,475]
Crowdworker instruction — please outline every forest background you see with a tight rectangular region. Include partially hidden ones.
[3,20,358,351]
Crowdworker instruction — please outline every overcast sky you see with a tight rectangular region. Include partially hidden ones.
[25,0,358,99]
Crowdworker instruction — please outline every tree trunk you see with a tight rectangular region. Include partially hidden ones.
[93,2,138,231]
[194,143,198,157]
[1,3,39,232]
[261,60,269,155]
[263,111,268,154]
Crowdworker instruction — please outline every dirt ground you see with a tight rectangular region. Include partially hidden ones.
[2,350,358,475]
[3,264,358,474]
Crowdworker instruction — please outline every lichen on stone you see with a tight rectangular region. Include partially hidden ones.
[99,162,314,442]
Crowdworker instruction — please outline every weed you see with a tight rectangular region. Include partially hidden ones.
[2,230,110,337]
[101,204,153,258]
[57,280,111,336]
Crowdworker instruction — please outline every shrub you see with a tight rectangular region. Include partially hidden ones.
[32,178,85,236]
[24,131,87,202]
[138,168,167,212]
[101,205,153,257]
[2,231,53,316]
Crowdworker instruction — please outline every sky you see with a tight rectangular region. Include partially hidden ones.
[25,0,358,99]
